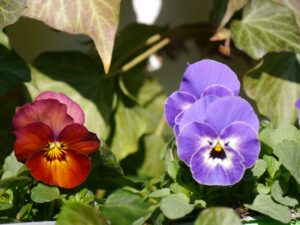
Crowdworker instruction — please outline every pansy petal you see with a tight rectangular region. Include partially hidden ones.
[178,122,217,165]
[179,59,240,98]
[221,122,260,168]
[176,95,218,136]
[26,149,90,188]
[190,147,245,185]
[164,91,196,128]
[205,96,259,134]
[295,98,300,109]
[12,99,74,136]
[14,122,54,162]
[35,91,85,124]
[57,123,100,155]
[201,84,234,98]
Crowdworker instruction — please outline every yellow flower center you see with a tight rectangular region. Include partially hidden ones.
[213,142,223,152]
[44,142,66,161]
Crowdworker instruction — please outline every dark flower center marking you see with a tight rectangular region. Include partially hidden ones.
[210,142,226,160]
[43,142,67,162]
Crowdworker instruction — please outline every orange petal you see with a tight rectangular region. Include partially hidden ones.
[14,122,54,162]
[26,149,91,188]
[57,123,100,155]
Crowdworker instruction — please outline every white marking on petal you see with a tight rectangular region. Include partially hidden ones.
[202,148,234,169]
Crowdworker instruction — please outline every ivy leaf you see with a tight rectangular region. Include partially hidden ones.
[195,207,241,225]
[273,0,300,29]
[272,180,298,207]
[31,183,62,203]
[23,0,121,74]
[0,0,26,30]
[0,44,30,94]
[244,194,291,223]
[160,193,194,219]
[231,0,300,59]
[274,140,300,184]
[218,0,249,29]
[56,202,108,225]
[243,53,300,127]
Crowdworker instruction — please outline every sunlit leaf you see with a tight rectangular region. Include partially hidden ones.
[244,194,291,223]
[251,159,267,178]
[24,0,121,73]
[195,207,241,225]
[263,155,281,178]
[274,140,300,184]
[1,152,24,179]
[231,0,300,59]
[0,0,26,30]
[56,202,108,225]
[244,53,300,126]
[273,0,300,29]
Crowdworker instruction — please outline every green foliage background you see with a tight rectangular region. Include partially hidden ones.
[0,0,299,224]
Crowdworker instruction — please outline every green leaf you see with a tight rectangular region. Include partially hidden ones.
[160,193,194,219]
[25,52,115,140]
[67,188,94,205]
[110,97,147,161]
[194,207,241,225]
[273,0,300,29]
[251,159,267,178]
[231,0,300,59]
[268,125,300,149]
[0,32,9,48]
[168,161,180,181]
[31,183,61,203]
[244,194,291,223]
[274,140,300,184]
[24,0,121,74]
[0,44,30,94]
[263,155,281,178]
[272,180,298,207]
[140,134,165,177]
[244,53,300,126]
[0,176,31,189]
[219,0,249,29]
[0,189,13,211]
[101,190,150,225]
[56,202,108,225]
[0,0,26,30]
[1,152,25,179]
[257,183,271,195]
[149,188,170,198]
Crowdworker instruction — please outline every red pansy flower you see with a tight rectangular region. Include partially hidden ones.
[12,92,100,188]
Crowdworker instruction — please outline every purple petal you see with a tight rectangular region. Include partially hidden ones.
[190,147,245,185]
[177,122,218,165]
[205,96,259,134]
[179,59,240,98]
[295,98,300,109]
[164,91,196,128]
[12,99,74,137]
[35,91,85,124]
[176,95,219,136]
[201,84,234,98]
[221,122,260,168]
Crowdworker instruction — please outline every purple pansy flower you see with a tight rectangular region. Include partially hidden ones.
[177,96,260,186]
[295,98,300,126]
[165,59,240,128]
